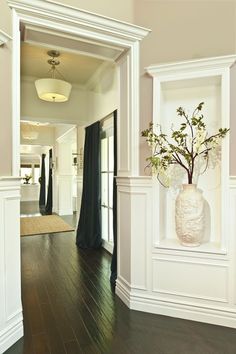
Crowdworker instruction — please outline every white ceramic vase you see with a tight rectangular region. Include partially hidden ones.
[175,184,205,247]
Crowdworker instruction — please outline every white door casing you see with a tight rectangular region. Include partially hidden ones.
[3,0,150,352]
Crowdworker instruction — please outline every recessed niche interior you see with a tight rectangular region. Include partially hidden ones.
[154,75,228,253]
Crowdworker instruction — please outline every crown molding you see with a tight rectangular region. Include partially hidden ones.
[146,55,236,77]
[7,0,151,42]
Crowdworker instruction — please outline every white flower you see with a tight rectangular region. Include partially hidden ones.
[194,128,207,153]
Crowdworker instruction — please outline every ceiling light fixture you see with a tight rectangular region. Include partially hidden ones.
[35,50,72,103]
[21,124,39,140]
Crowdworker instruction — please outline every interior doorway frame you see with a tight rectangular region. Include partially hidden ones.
[8,0,150,308]
[9,0,150,178]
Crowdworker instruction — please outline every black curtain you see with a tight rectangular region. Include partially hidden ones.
[76,121,101,248]
[110,110,117,286]
[39,153,46,214]
[45,148,53,215]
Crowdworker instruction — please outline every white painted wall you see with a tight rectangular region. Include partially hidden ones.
[86,63,118,123]
[55,124,76,140]
[54,127,77,215]
[0,178,23,353]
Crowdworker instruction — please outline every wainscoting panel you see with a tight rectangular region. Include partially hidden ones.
[57,175,73,216]
[152,258,228,303]
[117,187,131,284]
[116,177,152,296]
[0,178,23,354]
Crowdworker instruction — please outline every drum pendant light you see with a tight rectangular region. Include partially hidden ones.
[35,50,72,103]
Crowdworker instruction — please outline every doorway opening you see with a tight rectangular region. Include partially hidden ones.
[19,34,119,247]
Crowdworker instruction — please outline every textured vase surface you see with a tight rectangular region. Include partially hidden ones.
[175,184,205,246]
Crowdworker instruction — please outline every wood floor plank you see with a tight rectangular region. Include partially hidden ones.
[64,341,83,354]
[6,204,236,354]
[32,333,51,354]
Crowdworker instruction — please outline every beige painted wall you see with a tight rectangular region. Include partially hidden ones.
[46,0,134,23]
[134,0,236,173]
[0,0,13,176]
[2,0,236,176]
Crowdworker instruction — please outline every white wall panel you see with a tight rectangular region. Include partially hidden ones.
[118,189,131,283]
[57,175,73,215]
[131,192,148,290]
[153,258,228,303]
[0,178,23,354]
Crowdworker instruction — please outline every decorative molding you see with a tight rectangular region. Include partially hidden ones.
[102,239,113,254]
[0,30,12,46]
[128,292,236,329]
[0,178,23,354]
[152,258,229,303]
[116,176,152,188]
[22,23,122,62]
[8,0,151,41]
[230,176,236,188]
[146,55,236,78]
[154,239,228,257]
[116,278,130,307]
[0,318,23,354]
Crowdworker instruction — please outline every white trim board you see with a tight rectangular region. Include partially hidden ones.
[6,2,150,352]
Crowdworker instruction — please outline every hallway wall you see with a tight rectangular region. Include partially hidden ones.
[47,0,134,23]
[3,0,236,176]
[133,0,236,174]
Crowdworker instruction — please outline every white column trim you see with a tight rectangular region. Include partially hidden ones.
[0,177,23,354]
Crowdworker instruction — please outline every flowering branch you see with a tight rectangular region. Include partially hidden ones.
[141,102,229,186]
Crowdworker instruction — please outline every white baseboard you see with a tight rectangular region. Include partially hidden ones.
[116,279,236,328]
[0,317,24,354]
[58,209,73,216]
[102,239,113,254]
[115,277,131,308]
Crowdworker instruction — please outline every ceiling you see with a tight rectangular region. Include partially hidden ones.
[21,42,105,85]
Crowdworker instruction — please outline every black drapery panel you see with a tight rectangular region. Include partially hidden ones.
[45,148,53,215]
[39,153,46,214]
[110,110,117,286]
[76,121,101,248]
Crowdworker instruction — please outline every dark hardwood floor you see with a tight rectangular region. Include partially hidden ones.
[5,202,236,353]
